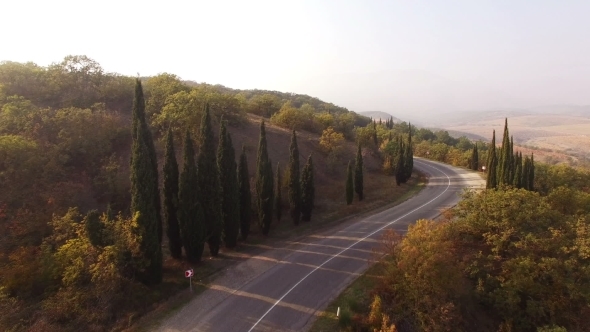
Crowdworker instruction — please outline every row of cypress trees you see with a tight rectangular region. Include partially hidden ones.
[131,79,246,271]
[384,116,396,129]
[382,124,414,186]
[346,124,414,205]
[129,80,333,279]
[486,119,535,190]
[284,128,315,227]
[164,107,240,263]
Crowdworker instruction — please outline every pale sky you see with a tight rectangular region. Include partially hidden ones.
[2,0,590,120]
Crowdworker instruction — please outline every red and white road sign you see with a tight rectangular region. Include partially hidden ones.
[185,269,194,278]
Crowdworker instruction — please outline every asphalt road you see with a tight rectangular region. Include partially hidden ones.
[155,158,485,332]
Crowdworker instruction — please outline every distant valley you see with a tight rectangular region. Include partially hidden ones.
[381,105,590,164]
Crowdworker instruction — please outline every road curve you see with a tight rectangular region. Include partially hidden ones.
[155,158,485,332]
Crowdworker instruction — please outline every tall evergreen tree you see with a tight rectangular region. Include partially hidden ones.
[131,79,162,244]
[513,152,523,189]
[288,130,301,225]
[178,131,204,262]
[354,144,364,200]
[403,123,413,181]
[509,136,515,183]
[531,157,535,189]
[130,125,162,284]
[163,128,181,259]
[85,210,103,247]
[346,161,354,205]
[471,144,479,171]
[486,130,498,189]
[395,139,405,186]
[520,156,531,190]
[197,104,222,256]
[218,119,240,248]
[301,155,315,221]
[256,120,274,235]
[498,118,512,186]
[238,146,252,240]
[275,163,282,223]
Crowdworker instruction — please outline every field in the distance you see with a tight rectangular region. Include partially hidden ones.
[433,111,590,163]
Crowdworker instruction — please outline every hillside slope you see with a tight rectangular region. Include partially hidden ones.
[360,111,402,123]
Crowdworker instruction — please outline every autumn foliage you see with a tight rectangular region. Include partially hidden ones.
[368,188,590,332]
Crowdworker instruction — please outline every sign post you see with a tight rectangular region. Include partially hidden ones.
[185,268,194,292]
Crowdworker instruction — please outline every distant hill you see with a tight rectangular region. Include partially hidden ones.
[428,128,488,142]
[531,104,590,117]
[420,109,532,127]
[359,111,402,123]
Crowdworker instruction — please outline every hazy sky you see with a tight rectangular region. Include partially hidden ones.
[2,0,590,120]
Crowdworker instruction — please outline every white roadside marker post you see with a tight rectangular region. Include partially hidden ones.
[337,307,340,317]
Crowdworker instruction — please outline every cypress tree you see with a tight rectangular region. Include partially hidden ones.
[238,146,252,240]
[513,152,523,188]
[486,130,498,189]
[163,128,182,259]
[131,79,162,244]
[498,118,512,186]
[471,144,479,171]
[288,130,301,225]
[509,136,515,183]
[256,120,274,235]
[403,123,413,181]
[529,153,535,191]
[354,144,364,200]
[522,155,531,191]
[218,119,240,249]
[130,124,162,284]
[275,163,282,223]
[197,104,222,256]
[301,155,315,222]
[395,139,405,186]
[346,161,354,205]
[178,131,204,262]
[85,210,103,247]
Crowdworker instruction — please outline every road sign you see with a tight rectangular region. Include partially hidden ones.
[185,268,194,292]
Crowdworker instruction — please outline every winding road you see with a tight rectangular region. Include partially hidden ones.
[155,158,485,332]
